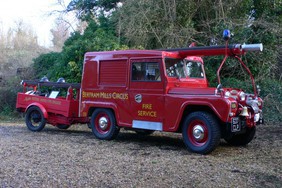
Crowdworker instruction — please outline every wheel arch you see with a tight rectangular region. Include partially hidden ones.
[177,104,222,133]
[87,105,118,126]
[25,102,48,119]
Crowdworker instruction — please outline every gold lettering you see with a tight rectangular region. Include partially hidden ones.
[32,97,39,101]
[137,110,157,117]
[82,91,128,100]
[24,97,31,102]
[38,98,61,105]
[94,92,100,98]
[142,104,152,110]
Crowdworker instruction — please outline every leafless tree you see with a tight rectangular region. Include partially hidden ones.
[50,19,70,51]
[0,20,47,80]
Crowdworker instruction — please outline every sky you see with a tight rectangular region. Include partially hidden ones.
[0,0,72,47]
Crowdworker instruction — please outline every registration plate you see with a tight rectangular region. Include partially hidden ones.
[231,117,241,132]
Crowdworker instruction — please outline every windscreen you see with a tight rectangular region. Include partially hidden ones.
[165,58,204,78]
[185,61,204,78]
[165,58,186,78]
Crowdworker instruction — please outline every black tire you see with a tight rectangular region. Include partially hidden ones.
[57,124,70,130]
[224,127,256,146]
[25,106,46,132]
[91,108,120,140]
[135,129,155,136]
[182,111,221,154]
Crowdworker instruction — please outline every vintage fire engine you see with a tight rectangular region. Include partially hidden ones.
[16,30,263,154]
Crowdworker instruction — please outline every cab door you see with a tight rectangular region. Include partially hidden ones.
[129,58,165,131]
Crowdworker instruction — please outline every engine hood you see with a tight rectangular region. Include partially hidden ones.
[168,87,216,95]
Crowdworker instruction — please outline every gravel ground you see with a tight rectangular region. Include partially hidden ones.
[0,121,281,188]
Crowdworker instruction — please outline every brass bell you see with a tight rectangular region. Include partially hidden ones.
[240,106,249,116]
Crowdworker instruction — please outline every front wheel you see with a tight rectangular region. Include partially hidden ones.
[91,108,120,140]
[182,111,221,154]
[25,106,46,132]
[224,127,256,146]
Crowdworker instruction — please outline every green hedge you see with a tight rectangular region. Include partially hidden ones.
[0,78,22,120]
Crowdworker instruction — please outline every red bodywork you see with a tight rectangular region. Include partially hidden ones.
[16,82,89,126]
[16,44,263,134]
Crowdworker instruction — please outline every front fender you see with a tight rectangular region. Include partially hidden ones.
[170,99,230,131]
[25,102,48,119]
[180,100,229,122]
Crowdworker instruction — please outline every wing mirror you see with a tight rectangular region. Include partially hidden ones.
[215,84,223,95]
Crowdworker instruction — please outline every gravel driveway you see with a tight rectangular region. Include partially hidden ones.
[0,121,281,187]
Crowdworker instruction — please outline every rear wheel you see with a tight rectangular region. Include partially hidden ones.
[224,127,256,146]
[182,111,221,154]
[91,108,120,140]
[25,106,46,132]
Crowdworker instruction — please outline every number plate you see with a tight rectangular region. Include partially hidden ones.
[231,117,241,132]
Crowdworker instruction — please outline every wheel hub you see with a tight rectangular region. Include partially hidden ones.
[31,113,41,123]
[98,117,108,130]
[193,125,205,140]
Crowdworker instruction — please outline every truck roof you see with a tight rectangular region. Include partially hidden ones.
[85,43,263,60]
[84,50,178,60]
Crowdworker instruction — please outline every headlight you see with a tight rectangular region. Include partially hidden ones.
[239,92,246,101]
[231,102,237,109]
[225,91,231,97]
[254,113,260,122]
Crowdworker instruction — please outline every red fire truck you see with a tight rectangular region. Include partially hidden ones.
[16,30,264,154]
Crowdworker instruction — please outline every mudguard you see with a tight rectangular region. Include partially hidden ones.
[25,102,48,119]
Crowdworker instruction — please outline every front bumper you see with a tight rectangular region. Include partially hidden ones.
[228,113,263,134]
